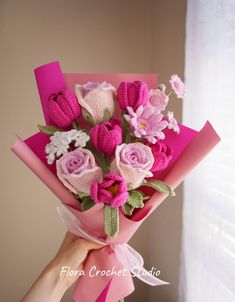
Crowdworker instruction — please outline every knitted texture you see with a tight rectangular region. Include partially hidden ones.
[91,119,122,156]
[47,89,80,128]
[91,173,128,208]
[75,86,116,124]
[56,148,102,194]
[117,81,148,110]
[124,105,168,144]
[147,142,173,172]
[110,143,154,189]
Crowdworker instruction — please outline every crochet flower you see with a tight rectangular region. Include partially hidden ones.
[169,74,185,98]
[147,142,173,172]
[57,148,102,194]
[75,82,116,124]
[149,88,169,112]
[124,105,168,144]
[110,143,154,189]
[91,173,128,208]
[167,111,180,134]
[117,81,148,110]
[47,89,81,128]
[45,130,90,164]
[91,119,122,156]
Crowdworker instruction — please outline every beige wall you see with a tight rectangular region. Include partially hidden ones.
[0,0,185,301]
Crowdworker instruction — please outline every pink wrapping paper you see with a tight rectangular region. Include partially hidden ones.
[12,62,220,302]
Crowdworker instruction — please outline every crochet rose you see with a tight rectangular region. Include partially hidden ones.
[56,148,102,194]
[117,81,148,110]
[110,143,154,189]
[48,89,81,128]
[91,173,128,208]
[147,142,173,173]
[91,119,122,156]
[75,82,116,124]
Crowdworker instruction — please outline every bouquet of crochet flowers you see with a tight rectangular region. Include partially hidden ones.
[12,62,220,302]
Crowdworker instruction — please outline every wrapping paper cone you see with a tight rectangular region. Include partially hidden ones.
[11,62,220,302]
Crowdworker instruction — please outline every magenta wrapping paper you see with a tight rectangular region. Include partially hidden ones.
[12,62,220,302]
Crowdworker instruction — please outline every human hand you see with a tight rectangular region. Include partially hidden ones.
[21,232,102,302]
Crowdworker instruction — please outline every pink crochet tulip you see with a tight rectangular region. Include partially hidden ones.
[91,119,122,156]
[75,82,116,124]
[110,143,154,189]
[147,142,173,172]
[91,173,128,208]
[48,89,81,128]
[117,81,148,110]
[56,148,102,194]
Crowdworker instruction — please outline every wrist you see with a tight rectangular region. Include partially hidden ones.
[42,262,68,301]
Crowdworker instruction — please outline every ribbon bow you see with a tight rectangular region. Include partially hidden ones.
[57,204,169,287]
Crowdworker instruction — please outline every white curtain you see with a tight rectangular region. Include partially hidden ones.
[180,1,235,302]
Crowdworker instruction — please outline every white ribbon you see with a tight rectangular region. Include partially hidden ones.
[57,204,169,286]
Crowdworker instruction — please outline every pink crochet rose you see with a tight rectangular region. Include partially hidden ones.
[117,81,148,110]
[91,119,122,156]
[56,148,102,194]
[169,74,185,99]
[110,143,154,189]
[47,89,81,128]
[147,142,173,172]
[75,82,116,124]
[91,173,128,208]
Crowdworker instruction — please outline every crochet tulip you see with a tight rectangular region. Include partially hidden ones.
[147,142,173,173]
[91,173,128,208]
[91,119,122,156]
[48,89,81,128]
[117,81,148,110]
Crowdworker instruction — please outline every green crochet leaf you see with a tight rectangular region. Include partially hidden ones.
[83,112,95,126]
[104,205,119,238]
[127,190,144,208]
[78,192,90,199]
[122,202,134,216]
[80,196,95,212]
[121,111,132,143]
[38,124,61,135]
[86,142,108,174]
[136,190,150,201]
[103,109,111,121]
[142,180,175,196]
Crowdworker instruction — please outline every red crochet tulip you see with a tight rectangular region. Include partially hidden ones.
[117,80,148,110]
[47,89,81,128]
[91,119,122,156]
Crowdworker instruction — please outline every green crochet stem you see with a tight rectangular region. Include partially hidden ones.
[104,205,119,238]
[72,120,81,130]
